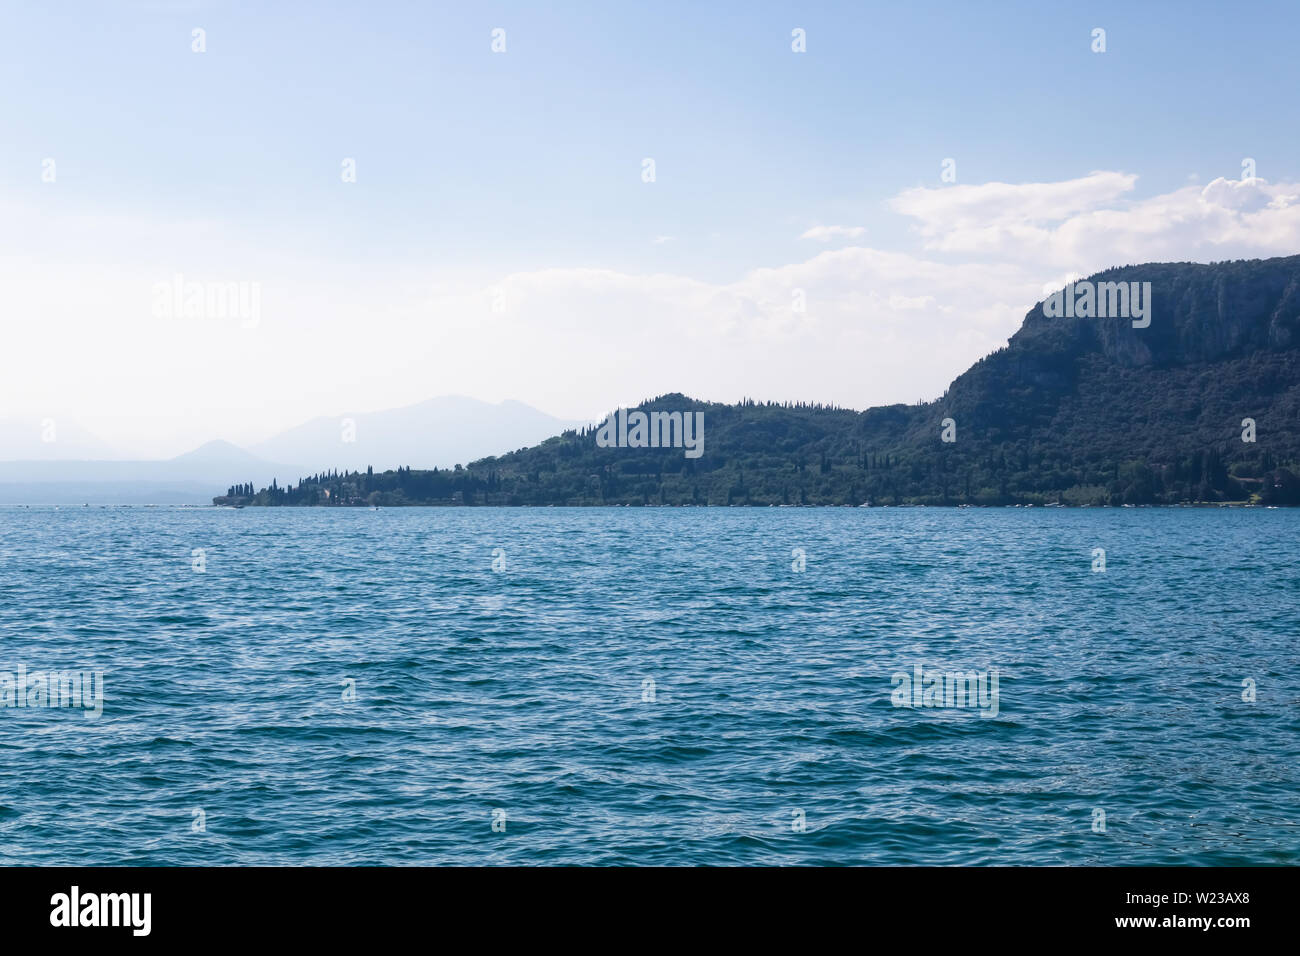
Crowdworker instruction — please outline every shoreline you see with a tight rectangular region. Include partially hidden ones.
[207,500,1277,509]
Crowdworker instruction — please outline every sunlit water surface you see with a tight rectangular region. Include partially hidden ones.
[0,506,1295,865]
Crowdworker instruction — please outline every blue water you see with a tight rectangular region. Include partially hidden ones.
[0,506,1296,865]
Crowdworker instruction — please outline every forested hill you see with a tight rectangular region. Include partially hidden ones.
[218,255,1300,507]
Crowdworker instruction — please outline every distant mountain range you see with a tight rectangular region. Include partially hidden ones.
[0,418,118,461]
[0,397,588,503]
[246,395,588,476]
[0,439,297,504]
[220,254,1300,507]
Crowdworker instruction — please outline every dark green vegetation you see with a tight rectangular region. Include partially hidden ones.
[218,256,1300,507]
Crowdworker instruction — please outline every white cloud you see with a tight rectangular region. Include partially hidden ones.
[888,293,936,311]
[891,171,1137,236]
[800,225,867,242]
[9,171,1300,457]
[890,172,1300,269]
[411,248,1033,425]
[1200,176,1275,212]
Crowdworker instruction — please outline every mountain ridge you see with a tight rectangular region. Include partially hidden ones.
[218,255,1300,507]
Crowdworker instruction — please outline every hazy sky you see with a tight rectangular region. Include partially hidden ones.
[4,0,1300,457]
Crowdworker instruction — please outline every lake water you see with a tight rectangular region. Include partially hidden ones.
[0,506,1295,865]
